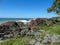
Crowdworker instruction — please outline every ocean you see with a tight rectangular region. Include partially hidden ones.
[0,18,33,24]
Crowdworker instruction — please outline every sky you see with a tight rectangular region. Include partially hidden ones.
[0,0,58,18]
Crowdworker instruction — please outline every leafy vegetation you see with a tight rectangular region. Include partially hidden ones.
[48,0,60,14]
[0,36,34,45]
[0,37,25,45]
[40,22,60,34]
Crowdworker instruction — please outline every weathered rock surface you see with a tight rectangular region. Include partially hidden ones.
[26,34,60,45]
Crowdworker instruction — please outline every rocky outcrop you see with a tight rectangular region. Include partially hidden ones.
[0,17,60,44]
[0,21,25,40]
[26,34,60,45]
[29,20,40,31]
[29,17,60,27]
[29,18,54,27]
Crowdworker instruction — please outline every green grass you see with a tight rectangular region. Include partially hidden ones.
[0,37,25,45]
[0,36,34,45]
[40,22,60,35]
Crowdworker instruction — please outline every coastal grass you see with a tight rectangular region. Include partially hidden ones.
[40,22,60,35]
[0,36,34,45]
[0,37,25,45]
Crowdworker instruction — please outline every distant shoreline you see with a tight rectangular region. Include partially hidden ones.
[0,18,33,24]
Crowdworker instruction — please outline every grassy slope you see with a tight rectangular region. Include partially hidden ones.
[0,37,33,45]
[40,22,60,35]
[0,38,25,45]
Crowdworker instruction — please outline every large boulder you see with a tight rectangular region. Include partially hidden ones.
[35,18,47,25]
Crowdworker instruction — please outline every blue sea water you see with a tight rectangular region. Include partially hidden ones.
[0,18,33,24]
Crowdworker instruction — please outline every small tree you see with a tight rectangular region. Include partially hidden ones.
[48,0,60,15]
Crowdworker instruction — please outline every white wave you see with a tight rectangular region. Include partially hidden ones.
[16,20,31,24]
